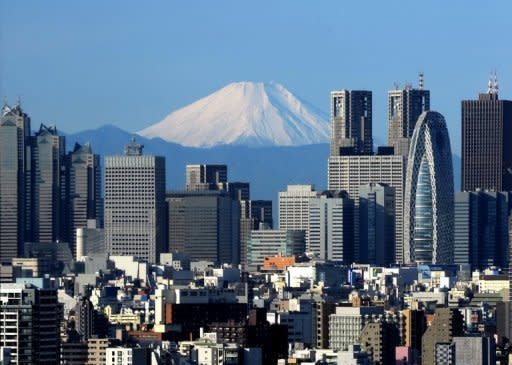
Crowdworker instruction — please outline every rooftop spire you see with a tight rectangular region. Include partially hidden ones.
[418,72,424,90]
[488,70,499,95]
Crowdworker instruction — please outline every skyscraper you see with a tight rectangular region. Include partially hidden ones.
[278,185,319,232]
[358,183,395,266]
[104,139,166,263]
[0,102,31,263]
[404,111,454,264]
[454,191,511,269]
[0,281,62,364]
[330,90,372,156]
[462,75,512,191]
[307,190,354,263]
[166,190,240,264]
[328,152,406,263]
[186,164,227,191]
[387,76,430,156]
[32,124,66,243]
[66,143,102,256]
[240,200,273,268]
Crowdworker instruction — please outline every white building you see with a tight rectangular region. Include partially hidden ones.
[328,153,405,263]
[105,347,148,365]
[329,306,384,351]
[104,139,166,263]
[278,185,319,232]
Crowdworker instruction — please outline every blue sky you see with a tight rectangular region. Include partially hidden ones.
[1,1,511,154]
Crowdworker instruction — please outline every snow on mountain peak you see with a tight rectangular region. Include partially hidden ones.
[137,81,329,147]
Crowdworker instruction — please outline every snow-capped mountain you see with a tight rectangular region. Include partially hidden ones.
[138,81,330,147]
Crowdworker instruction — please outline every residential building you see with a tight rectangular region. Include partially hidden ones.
[0,281,61,364]
[404,111,454,264]
[453,336,495,365]
[329,306,384,351]
[421,308,463,365]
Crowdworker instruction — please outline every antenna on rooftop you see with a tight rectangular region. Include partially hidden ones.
[418,73,424,90]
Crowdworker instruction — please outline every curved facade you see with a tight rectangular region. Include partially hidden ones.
[404,111,454,264]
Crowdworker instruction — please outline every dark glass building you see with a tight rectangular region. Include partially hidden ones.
[461,79,512,191]
[330,90,372,156]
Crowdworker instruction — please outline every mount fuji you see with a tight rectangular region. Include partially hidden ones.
[138,81,330,147]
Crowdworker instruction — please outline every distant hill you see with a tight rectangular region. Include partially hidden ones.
[67,124,461,215]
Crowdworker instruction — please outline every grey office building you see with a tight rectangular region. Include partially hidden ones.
[240,200,273,268]
[104,139,166,263]
[66,143,102,256]
[246,228,305,269]
[0,102,31,263]
[328,151,406,263]
[166,190,240,264]
[388,78,430,156]
[461,80,512,191]
[330,90,372,156]
[453,337,495,365]
[186,164,227,191]
[32,124,66,243]
[454,191,511,269]
[359,183,395,266]
[307,191,354,263]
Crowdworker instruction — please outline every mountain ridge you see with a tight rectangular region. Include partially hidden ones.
[138,81,330,147]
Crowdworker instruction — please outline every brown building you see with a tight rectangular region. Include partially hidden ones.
[461,81,512,192]
[86,337,117,365]
[400,309,426,362]
[312,301,336,349]
[360,321,399,365]
[421,308,463,365]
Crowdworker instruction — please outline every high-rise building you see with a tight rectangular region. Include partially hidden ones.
[387,76,430,156]
[186,164,227,191]
[66,143,102,257]
[454,191,511,269]
[246,228,305,270]
[166,190,240,264]
[461,77,512,191]
[104,139,166,263]
[239,200,273,268]
[32,124,66,243]
[421,308,463,365]
[278,185,319,232]
[0,281,62,364]
[330,90,372,156]
[359,183,395,266]
[307,190,354,263]
[360,321,399,365]
[328,152,406,263]
[0,102,31,263]
[404,111,454,264]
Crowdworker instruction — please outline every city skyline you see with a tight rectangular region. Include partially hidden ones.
[2,2,512,155]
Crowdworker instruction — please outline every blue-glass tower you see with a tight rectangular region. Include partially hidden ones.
[404,111,454,264]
